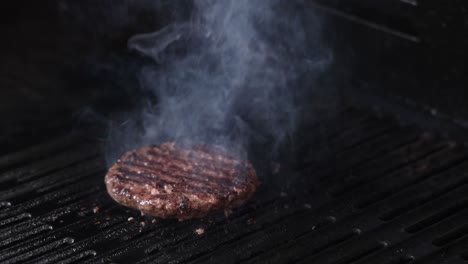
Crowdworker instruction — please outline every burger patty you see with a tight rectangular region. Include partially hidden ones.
[105,142,258,220]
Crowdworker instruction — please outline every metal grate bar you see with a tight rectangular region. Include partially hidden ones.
[3,110,468,263]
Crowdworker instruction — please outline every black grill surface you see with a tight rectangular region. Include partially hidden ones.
[2,109,468,264]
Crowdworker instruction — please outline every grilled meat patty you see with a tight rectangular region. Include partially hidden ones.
[105,142,258,220]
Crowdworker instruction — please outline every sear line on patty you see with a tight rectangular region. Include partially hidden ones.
[105,142,258,220]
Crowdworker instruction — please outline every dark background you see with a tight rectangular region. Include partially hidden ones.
[317,0,468,126]
[1,0,468,153]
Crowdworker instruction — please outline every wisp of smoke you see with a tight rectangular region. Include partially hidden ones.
[107,0,331,165]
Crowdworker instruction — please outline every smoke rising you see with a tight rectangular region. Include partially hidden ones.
[107,0,331,164]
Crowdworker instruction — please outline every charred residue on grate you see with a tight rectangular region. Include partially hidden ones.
[1,111,468,263]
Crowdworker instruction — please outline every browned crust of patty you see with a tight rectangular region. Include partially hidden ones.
[105,142,258,220]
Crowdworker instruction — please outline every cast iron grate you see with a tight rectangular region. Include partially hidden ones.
[2,109,468,264]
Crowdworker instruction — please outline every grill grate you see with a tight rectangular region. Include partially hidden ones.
[2,109,468,263]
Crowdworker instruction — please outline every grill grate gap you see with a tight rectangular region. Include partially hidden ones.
[139,195,284,255]
[234,216,338,264]
[0,159,105,204]
[404,200,468,234]
[329,139,447,198]
[379,175,468,221]
[3,237,75,264]
[0,144,100,188]
[335,241,389,264]
[57,250,97,264]
[0,179,99,220]
[331,130,421,175]
[304,228,363,259]
[332,123,396,151]
[239,223,360,264]
[0,224,54,250]
[0,235,57,263]
[385,255,416,264]
[0,212,32,228]
[28,220,133,264]
[315,129,421,186]
[0,131,87,172]
[274,228,362,261]
[0,189,110,248]
[432,223,468,247]
[138,202,307,264]
[356,152,468,209]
